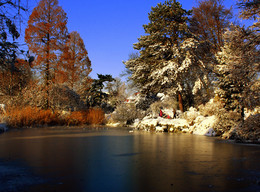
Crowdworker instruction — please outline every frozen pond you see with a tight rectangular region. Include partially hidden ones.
[0,127,260,192]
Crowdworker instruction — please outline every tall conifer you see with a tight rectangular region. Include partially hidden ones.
[124,0,210,111]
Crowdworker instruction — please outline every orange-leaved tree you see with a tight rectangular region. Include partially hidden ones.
[190,0,233,53]
[58,31,92,90]
[25,0,68,109]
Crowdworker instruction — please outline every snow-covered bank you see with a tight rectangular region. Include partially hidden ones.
[134,115,217,137]
[130,109,260,142]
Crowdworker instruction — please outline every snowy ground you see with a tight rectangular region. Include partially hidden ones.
[133,116,217,136]
[132,107,218,137]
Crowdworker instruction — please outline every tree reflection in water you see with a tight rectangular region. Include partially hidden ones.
[0,128,259,192]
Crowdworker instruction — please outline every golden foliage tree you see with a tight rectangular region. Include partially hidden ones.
[190,0,233,52]
[25,0,68,109]
[58,31,92,90]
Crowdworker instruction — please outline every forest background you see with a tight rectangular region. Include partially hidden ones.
[0,0,259,138]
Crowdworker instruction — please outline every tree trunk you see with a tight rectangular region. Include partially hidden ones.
[241,105,245,122]
[178,91,184,112]
[45,33,50,109]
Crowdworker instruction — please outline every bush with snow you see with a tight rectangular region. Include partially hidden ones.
[190,115,217,136]
[150,97,178,118]
[198,99,223,117]
[182,107,200,125]
[235,114,260,141]
[111,103,145,125]
[198,99,242,134]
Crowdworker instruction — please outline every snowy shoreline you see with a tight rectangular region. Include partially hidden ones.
[132,115,217,137]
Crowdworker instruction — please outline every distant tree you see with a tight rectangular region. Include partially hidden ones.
[25,0,68,109]
[215,24,260,119]
[85,74,114,107]
[190,0,233,53]
[124,0,211,111]
[58,31,92,90]
[105,77,127,108]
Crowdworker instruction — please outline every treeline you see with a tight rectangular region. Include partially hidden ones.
[123,0,259,119]
[0,0,127,115]
[0,0,130,126]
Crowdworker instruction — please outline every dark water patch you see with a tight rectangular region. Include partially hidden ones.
[0,160,46,192]
[115,152,140,157]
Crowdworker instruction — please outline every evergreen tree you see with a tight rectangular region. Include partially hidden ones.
[124,0,210,111]
[215,24,259,119]
[86,74,114,107]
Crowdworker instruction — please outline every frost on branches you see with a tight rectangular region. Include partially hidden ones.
[124,1,211,109]
[215,24,260,116]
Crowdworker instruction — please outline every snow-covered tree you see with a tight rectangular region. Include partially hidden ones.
[124,0,211,111]
[105,77,127,108]
[215,24,260,118]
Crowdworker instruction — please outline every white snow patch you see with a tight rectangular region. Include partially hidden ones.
[106,122,121,127]
[158,118,189,128]
[191,115,217,136]
[155,126,165,132]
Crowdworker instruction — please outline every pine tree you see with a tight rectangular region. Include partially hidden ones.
[25,0,68,109]
[215,24,259,119]
[86,74,114,107]
[124,0,210,111]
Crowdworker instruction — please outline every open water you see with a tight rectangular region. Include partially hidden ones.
[0,127,260,192]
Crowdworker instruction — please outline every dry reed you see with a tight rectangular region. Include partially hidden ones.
[5,106,105,127]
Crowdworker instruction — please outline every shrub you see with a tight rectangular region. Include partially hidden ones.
[6,106,60,128]
[198,99,224,117]
[86,108,105,125]
[150,97,178,117]
[63,108,105,125]
[198,99,242,133]
[5,106,105,127]
[65,111,88,125]
[111,103,144,124]
[235,114,260,141]
[182,107,200,125]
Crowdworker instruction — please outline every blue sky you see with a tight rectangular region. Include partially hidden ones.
[23,0,242,80]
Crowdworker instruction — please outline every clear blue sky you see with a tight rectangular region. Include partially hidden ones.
[24,0,241,80]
